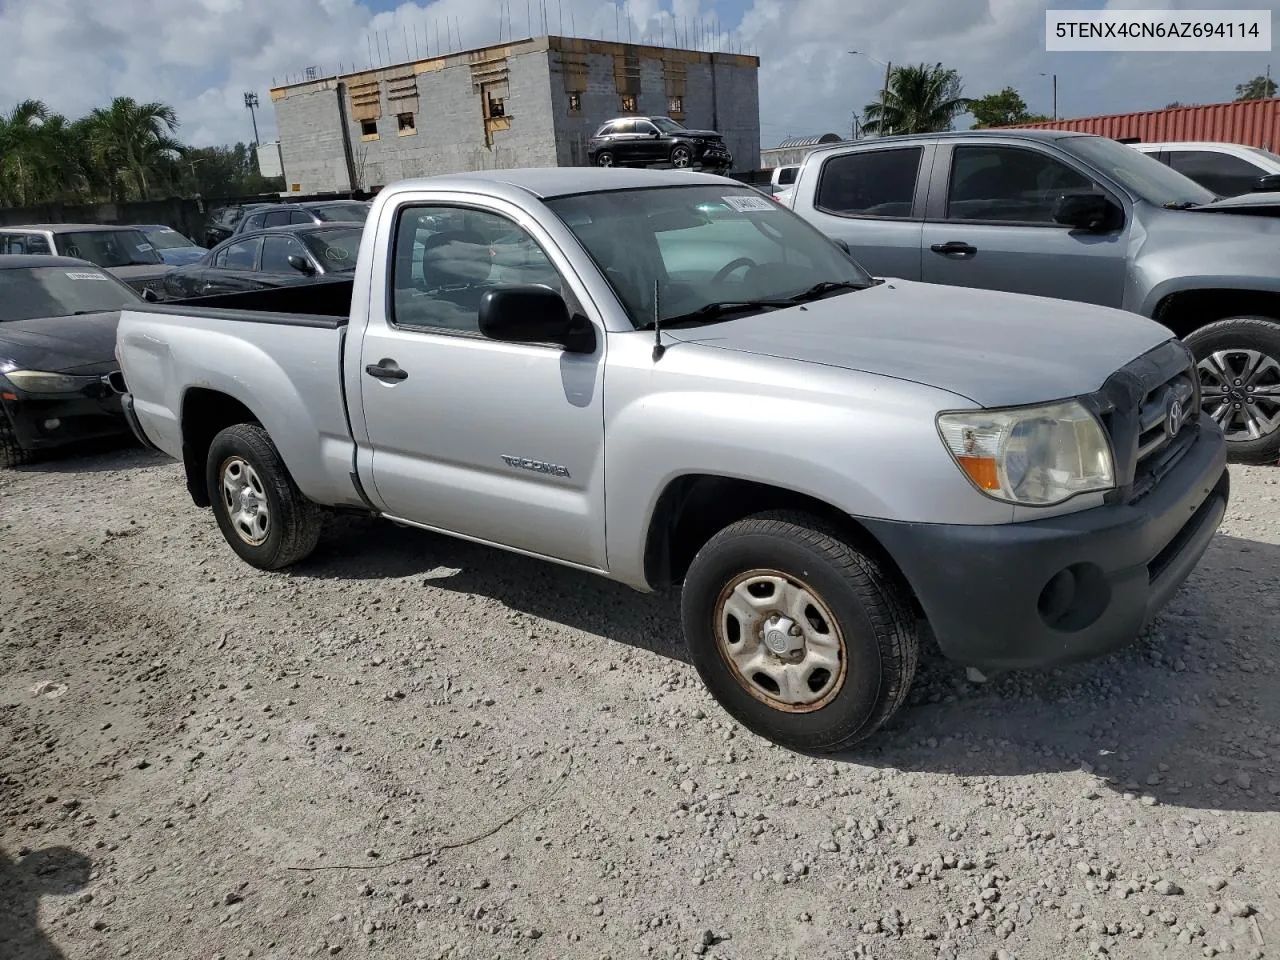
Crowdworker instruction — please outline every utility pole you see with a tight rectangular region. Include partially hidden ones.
[1040,72,1058,120]
[850,51,893,136]
[243,91,261,147]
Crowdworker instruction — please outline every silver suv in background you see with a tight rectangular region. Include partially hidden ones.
[782,129,1280,463]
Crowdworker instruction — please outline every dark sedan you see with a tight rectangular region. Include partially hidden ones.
[160,223,364,299]
[586,116,732,172]
[0,256,140,467]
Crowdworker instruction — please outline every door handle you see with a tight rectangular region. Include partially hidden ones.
[930,241,978,256]
[365,358,409,381]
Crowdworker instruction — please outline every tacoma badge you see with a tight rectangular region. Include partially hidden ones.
[501,455,570,478]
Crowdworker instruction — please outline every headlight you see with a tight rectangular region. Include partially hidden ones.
[2,370,99,395]
[937,399,1115,506]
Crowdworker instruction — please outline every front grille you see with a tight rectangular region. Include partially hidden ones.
[1095,340,1201,504]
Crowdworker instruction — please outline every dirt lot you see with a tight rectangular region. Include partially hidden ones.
[1,445,1278,960]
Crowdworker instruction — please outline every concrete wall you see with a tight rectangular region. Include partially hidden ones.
[274,85,352,194]
[271,37,762,189]
[547,43,760,172]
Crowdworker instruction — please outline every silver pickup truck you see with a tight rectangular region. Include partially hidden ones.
[115,168,1228,753]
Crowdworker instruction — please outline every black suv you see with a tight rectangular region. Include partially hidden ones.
[586,116,732,172]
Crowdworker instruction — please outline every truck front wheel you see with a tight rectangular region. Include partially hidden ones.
[680,511,919,753]
[206,423,322,570]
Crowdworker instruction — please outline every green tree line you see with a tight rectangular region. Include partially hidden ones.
[0,95,282,209]
[856,65,1278,137]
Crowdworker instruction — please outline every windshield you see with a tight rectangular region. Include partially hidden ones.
[55,229,164,267]
[652,117,687,133]
[1060,135,1217,206]
[312,203,369,223]
[545,185,873,328]
[0,266,139,322]
[301,227,363,272]
[141,227,196,250]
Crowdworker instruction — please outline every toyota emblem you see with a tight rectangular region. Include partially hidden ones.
[1166,397,1184,440]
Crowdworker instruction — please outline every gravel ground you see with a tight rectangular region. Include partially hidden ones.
[1,444,1278,960]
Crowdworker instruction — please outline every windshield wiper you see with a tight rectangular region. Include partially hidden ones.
[788,280,872,302]
[643,298,794,328]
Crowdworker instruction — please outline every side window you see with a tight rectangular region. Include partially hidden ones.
[636,121,658,135]
[612,120,636,135]
[947,145,1094,223]
[212,246,229,267]
[222,238,261,271]
[815,148,923,218]
[263,209,292,228]
[289,209,313,225]
[391,206,567,334]
[0,233,50,254]
[243,213,265,232]
[1165,149,1264,197]
[260,235,308,273]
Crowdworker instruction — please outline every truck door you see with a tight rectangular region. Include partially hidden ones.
[920,141,1128,306]
[792,143,933,280]
[354,200,607,570]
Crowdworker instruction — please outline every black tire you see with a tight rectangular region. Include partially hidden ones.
[595,152,615,168]
[680,510,919,754]
[1185,316,1280,464]
[0,414,33,469]
[206,423,322,570]
[670,144,692,168]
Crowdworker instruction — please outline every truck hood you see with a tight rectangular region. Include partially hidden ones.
[664,279,1173,408]
[0,311,121,373]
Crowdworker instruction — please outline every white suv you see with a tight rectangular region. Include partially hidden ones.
[1131,140,1280,197]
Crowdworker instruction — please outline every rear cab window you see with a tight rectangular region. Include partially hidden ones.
[815,147,924,218]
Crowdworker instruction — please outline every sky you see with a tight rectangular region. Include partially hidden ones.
[1,0,1278,152]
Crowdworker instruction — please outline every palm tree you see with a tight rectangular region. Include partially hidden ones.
[0,99,50,207]
[861,63,972,137]
[84,97,185,201]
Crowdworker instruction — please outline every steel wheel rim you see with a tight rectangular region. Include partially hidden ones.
[1197,347,1280,442]
[713,569,847,713]
[672,148,691,167]
[220,456,271,546]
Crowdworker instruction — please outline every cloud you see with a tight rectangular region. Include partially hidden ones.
[0,0,1275,156]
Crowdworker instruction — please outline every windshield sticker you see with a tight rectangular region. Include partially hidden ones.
[136,242,155,251]
[64,272,109,280]
[722,194,777,213]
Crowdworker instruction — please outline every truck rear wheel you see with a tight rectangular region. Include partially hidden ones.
[1186,316,1280,464]
[206,423,322,570]
[680,511,919,753]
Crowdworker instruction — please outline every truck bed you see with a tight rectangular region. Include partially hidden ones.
[158,277,353,321]
[117,279,364,510]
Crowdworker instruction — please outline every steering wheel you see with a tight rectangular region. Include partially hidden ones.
[711,257,758,286]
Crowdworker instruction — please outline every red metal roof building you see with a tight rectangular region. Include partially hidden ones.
[1000,98,1280,150]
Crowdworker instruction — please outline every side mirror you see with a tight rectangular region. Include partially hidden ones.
[1253,174,1280,192]
[1053,193,1118,232]
[288,254,316,275]
[652,131,662,138]
[478,285,596,353]
[141,287,160,302]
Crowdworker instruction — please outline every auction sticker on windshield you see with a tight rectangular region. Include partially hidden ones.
[722,195,777,213]
[65,272,109,280]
